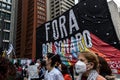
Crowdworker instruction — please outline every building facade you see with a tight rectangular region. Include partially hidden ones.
[107,0,120,40]
[47,0,75,21]
[0,0,17,52]
[16,0,46,58]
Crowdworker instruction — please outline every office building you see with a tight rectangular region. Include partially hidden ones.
[16,0,46,58]
[47,0,75,21]
[0,0,17,51]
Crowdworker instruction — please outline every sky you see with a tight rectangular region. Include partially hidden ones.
[75,0,78,4]
[113,0,120,7]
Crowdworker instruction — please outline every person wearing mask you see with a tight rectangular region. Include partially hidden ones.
[44,53,64,80]
[75,51,106,80]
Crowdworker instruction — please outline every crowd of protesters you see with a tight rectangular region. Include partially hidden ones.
[0,51,116,80]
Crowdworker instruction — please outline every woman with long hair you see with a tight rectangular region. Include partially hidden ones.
[98,56,115,80]
[75,52,106,80]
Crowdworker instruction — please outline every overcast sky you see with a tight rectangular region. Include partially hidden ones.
[75,0,78,4]
[114,0,120,7]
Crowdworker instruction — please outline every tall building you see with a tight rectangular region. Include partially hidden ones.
[47,0,75,21]
[107,0,120,40]
[16,0,46,58]
[10,0,18,48]
[0,0,17,51]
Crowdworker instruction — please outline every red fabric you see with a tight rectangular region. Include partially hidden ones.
[90,33,120,74]
[90,33,120,58]
[17,67,22,71]
[63,74,72,80]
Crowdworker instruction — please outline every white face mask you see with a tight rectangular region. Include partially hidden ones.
[75,60,86,74]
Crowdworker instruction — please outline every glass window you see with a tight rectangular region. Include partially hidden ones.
[6,13,11,20]
[7,5,11,11]
[1,12,6,17]
[5,22,10,30]
[56,13,60,16]
[8,0,12,3]
[2,3,7,10]
[4,32,10,40]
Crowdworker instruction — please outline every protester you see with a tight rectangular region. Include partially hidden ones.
[22,65,28,79]
[0,57,16,80]
[44,53,64,80]
[97,55,116,80]
[59,63,72,80]
[27,60,39,80]
[14,62,23,80]
[35,59,41,66]
[75,51,106,80]
[54,54,62,71]
[38,60,46,80]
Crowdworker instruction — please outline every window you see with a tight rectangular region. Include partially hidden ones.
[38,7,45,11]
[6,13,11,20]
[5,22,10,30]
[7,0,12,3]
[1,12,6,17]
[56,13,60,16]
[2,3,7,10]
[56,9,59,12]
[55,1,59,4]
[6,5,11,11]
[55,5,59,8]
[4,32,10,40]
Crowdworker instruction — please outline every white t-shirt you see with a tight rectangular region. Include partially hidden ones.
[27,65,39,80]
[44,67,64,80]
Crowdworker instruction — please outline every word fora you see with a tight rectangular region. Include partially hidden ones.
[45,9,79,41]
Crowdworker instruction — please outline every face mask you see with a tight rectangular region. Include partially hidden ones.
[75,60,86,74]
